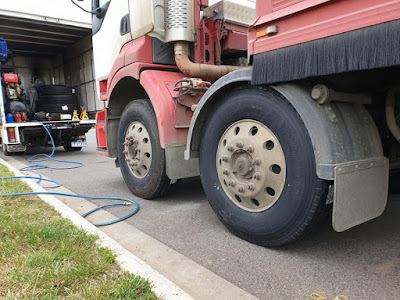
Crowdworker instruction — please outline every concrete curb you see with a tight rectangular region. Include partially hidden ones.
[0,157,193,300]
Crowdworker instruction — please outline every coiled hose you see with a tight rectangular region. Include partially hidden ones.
[0,120,139,226]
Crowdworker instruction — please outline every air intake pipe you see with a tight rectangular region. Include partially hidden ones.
[174,42,242,80]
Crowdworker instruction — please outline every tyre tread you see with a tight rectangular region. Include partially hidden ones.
[118,100,170,199]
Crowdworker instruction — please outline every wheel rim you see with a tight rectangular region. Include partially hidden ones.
[216,119,286,212]
[123,121,152,179]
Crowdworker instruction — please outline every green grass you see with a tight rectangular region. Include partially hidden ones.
[0,164,158,299]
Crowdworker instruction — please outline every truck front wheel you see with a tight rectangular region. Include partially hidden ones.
[200,87,329,247]
[118,99,170,199]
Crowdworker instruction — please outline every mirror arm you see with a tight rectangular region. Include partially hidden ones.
[70,0,95,14]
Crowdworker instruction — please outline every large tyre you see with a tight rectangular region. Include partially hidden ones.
[37,94,78,105]
[37,85,75,95]
[35,85,80,115]
[200,87,329,247]
[118,100,170,199]
[36,103,80,114]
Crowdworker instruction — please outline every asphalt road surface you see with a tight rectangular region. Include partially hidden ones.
[7,130,400,299]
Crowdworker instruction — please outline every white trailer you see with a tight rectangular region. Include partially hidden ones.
[0,0,98,154]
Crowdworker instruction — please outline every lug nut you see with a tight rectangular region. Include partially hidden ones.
[223,170,230,175]
[247,145,254,153]
[236,141,244,148]
[222,156,229,162]
[227,146,234,152]
[238,186,245,193]
[228,180,236,187]
[253,172,261,180]
[247,183,255,191]
[254,158,261,166]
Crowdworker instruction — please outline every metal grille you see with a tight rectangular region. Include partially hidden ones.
[165,0,188,29]
[164,0,194,42]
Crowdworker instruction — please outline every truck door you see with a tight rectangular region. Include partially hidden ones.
[92,0,132,81]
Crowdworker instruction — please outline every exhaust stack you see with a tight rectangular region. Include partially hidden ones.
[164,0,243,80]
[165,0,195,43]
[174,42,242,80]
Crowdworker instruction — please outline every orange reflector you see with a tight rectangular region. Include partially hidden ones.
[256,30,267,38]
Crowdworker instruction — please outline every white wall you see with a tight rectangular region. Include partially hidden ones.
[0,0,92,28]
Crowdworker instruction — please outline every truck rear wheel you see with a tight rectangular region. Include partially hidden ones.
[118,99,170,199]
[200,87,329,247]
[2,143,12,156]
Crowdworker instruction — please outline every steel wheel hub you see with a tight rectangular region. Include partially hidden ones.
[123,121,152,178]
[216,120,286,212]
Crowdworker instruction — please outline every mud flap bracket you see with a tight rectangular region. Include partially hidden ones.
[332,157,389,232]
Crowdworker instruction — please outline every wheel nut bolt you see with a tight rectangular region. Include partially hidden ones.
[254,158,261,166]
[236,141,244,148]
[238,186,245,193]
[229,180,236,187]
[227,146,234,152]
[247,183,255,191]
[222,156,229,162]
[253,172,261,180]
[247,146,254,153]
[223,170,230,175]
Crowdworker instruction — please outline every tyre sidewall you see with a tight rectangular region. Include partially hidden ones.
[200,87,321,244]
[117,100,167,198]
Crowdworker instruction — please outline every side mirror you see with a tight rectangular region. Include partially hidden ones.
[94,7,107,19]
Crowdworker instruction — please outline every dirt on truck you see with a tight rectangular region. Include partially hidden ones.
[83,0,400,246]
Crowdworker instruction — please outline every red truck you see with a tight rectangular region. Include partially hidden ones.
[79,0,399,246]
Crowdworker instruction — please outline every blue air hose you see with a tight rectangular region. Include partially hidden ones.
[0,120,139,226]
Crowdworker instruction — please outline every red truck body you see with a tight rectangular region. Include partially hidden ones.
[93,0,399,246]
[251,0,400,55]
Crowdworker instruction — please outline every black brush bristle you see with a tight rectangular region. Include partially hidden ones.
[252,19,400,85]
